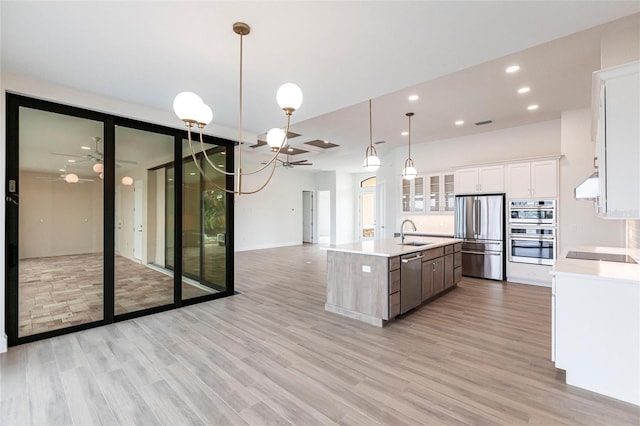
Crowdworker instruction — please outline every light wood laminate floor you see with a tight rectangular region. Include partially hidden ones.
[2,244,639,425]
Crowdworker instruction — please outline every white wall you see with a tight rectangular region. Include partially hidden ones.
[559,109,625,250]
[315,171,337,244]
[234,162,317,251]
[335,171,356,245]
[18,172,103,259]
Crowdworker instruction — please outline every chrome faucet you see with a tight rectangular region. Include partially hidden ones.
[401,219,417,244]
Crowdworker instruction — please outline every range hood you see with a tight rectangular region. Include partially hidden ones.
[574,171,599,199]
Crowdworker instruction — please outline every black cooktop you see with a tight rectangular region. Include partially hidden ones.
[566,251,637,264]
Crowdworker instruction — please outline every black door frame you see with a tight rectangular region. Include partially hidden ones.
[5,93,235,346]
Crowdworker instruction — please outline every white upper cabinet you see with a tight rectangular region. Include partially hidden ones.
[454,165,504,194]
[594,61,640,218]
[506,159,558,199]
[401,175,425,213]
[426,173,455,213]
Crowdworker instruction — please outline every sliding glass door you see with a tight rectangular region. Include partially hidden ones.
[5,94,234,346]
[182,139,228,300]
[13,107,105,338]
[114,126,175,315]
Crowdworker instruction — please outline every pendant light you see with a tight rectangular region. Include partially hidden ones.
[402,112,417,180]
[173,22,303,195]
[363,99,381,172]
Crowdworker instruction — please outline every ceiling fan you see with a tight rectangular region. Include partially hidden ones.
[276,154,313,168]
[50,136,138,167]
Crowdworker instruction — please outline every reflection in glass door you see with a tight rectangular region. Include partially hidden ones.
[182,139,228,299]
[114,126,175,315]
[16,107,104,337]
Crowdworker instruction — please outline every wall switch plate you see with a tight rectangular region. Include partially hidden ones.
[362,265,371,273]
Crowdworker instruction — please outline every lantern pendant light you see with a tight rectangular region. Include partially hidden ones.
[363,99,381,172]
[173,22,303,195]
[402,112,417,180]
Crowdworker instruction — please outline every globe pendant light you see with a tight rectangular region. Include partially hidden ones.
[402,112,417,180]
[363,99,381,172]
[173,22,303,195]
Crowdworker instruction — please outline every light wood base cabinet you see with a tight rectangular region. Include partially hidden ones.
[326,240,461,327]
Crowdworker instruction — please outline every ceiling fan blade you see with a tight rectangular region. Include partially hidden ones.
[290,160,309,165]
[50,152,87,158]
[295,163,313,166]
[115,159,138,165]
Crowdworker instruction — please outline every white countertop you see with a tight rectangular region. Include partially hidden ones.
[325,236,462,257]
[551,246,640,283]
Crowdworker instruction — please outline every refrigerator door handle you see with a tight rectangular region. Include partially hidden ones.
[472,198,477,238]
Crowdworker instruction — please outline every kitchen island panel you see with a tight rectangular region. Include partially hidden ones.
[326,251,390,326]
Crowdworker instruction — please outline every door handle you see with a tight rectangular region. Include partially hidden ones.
[462,250,502,256]
[402,255,423,263]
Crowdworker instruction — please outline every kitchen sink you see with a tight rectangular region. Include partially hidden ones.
[399,241,432,246]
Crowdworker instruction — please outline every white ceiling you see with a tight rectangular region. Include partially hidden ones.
[2,2,639,173]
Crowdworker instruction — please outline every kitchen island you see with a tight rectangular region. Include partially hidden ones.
[325,237,462,327]
[551,246,640,406]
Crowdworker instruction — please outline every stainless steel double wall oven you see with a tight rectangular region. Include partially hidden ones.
[508,200,557,265]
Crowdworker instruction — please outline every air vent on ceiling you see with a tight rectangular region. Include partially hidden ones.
[475,120,493,126]
[249,140,267,148]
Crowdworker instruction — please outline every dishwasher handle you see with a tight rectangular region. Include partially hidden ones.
[401,254,424,263]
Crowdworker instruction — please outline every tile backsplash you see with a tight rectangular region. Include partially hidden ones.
[628,220,640,249]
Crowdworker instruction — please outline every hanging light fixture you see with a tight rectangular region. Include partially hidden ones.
[173,22,303,195]
[402,112,417,180]
[363,99,381,172]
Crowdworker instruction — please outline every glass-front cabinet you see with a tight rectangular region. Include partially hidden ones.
[427,172,455,213]
[401,176,425,213]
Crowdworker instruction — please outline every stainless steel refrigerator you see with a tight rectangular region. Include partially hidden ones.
[454,194,505,281]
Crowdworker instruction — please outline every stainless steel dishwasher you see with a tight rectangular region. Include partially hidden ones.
[400,252,423,314]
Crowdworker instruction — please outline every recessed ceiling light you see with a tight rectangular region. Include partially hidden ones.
[506,65,520,73]
[288,147,293,152]
[81,146,91,150]
[455,120,464,126]
[220,151,226,155]
[401,131,409,136]
[527,104,539,111]
[518,86,530,94]
[168,178,174,181]
[68,159,75,163]
[408,94,419,101]
[324,140,330,144]
[59,168,66,172]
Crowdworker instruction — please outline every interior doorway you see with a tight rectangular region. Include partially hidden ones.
[302,190,314,243]
[360,177,377,240]
[317,190,331,245]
